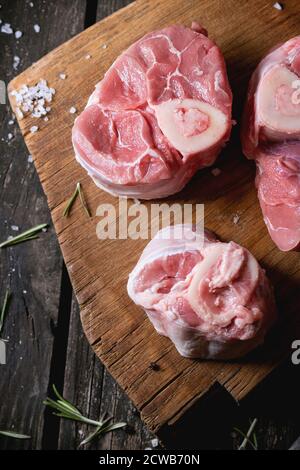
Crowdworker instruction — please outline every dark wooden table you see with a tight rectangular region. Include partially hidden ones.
[0,0,300,450]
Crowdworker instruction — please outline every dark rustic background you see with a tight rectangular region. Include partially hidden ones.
[0,0,299,450]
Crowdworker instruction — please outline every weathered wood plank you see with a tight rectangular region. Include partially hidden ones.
[0,0,86,450]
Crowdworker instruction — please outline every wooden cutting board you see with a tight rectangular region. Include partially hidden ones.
[8,0,300,435]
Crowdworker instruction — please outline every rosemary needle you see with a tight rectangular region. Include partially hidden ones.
[63,184,79,217]
[0,430,31,440]
[63,183,91,218]
[44,385,126,446]
[77,183,91,218]
[0,224,48,249]
[0,291,11,336]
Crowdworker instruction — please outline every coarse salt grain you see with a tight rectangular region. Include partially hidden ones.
[69,106,77,114]
[29,1,34,6]
[273,2,283,10]
[11,225,19,231]
[102,44,107,49]
[15,30,22,39]
[233,214,240,225]
[30,125,38,133]
[27,154,33,162]
[1,23,13,34]
[8,119,14,125]
[7,133,13,140]
[59,73,66,80]
[33,24,40,33]
[85,54,91,59]
[44,116,49,122]
[13,55,20,70]
[211,168,221,176]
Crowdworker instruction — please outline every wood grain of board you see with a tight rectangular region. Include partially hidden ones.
[8,0,300,434]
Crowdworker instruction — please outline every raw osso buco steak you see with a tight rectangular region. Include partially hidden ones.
[72,23,232,199]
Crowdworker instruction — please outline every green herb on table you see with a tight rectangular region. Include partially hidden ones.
[0,291,11,336]
[234,418,258,450]
[0,224,48,249]
[0,430,31,440]
[63,182,91,218]
[44,385,126,446]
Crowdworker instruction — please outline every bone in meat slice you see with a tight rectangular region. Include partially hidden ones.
[72,23,232,199]
[127,225,277,360]
[242,36,300,251]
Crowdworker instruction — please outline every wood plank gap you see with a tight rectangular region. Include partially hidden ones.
[85,0,99,28]
[41,263,74,449]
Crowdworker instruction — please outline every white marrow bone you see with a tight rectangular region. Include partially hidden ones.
[153,99,228,156]
[256,65,300,140]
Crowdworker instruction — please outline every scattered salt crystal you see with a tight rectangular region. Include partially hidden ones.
[19,340,22,344]
[11,80,55,119]
[20,356,23,360]
[33,24,40,33]
[15,30,22,39]
[7,133,13,140]
[30,125,38,133]
[145,447,152,450]
[69,106,77,114]
[12,268,15,272]
[102,44,107,49]
[211,168,221,176]
[151,438,159,447]
[273,2,283,10]
[42,227,47,232]
[7,235,13,241]
[1,23,13,34]
[11,225,19,231]
[44,116,49,122]
[85,54,91,59]
[78,430,84,437]
[27,154,33,163]
[59,73,66,80]
[29,1,34,6]
[13,55,20,70]
[233,214,240,225]
[8,119,14,125]
[23,290,27,294]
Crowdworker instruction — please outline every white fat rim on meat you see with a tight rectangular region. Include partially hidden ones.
[74,148,191,199]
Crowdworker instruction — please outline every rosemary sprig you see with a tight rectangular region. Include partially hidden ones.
[0,430,31,439]
[0,291,11,336]
[0,224,48,249]
[234,418,258,450]
[63,183,91,218]
[44,385,126,446]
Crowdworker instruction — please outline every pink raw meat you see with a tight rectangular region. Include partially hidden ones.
[242,37,300,251]
[72,23,232,199]
[127,225,276,359]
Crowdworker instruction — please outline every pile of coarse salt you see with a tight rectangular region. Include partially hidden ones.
[10,79,55,119]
